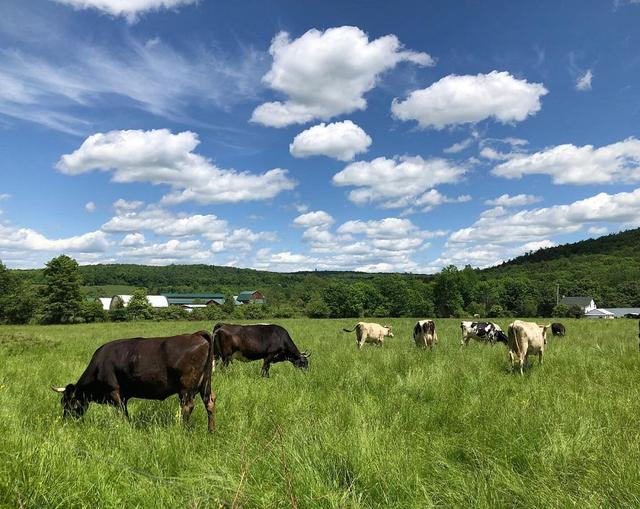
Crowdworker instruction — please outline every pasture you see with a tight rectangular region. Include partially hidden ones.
[1,318,640,508]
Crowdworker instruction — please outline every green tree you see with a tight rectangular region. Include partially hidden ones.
[305,296,330,318]
[127,288,153,320]
[552,304,570,317]
[0,262,38,324]
[109,298,128,322]
[222,295,236,316]
[434,266,464,317]
[488,304,504,318]
[42,255,83,324]
[81,300,108,323]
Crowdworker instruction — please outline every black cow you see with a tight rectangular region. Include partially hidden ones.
[213,323,309,377]
[51,331,216,432]
[551,322,566,337]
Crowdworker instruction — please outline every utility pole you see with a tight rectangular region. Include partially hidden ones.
[556,283,560,306]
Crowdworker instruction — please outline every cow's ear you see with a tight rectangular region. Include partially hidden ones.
[66,383,76,394]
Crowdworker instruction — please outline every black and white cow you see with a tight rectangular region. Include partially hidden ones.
[413,320,437,349]
[460,321,508,346]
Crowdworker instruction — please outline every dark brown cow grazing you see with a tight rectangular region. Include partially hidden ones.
[213,323,309,377]
[51,330,216,432]
[551,322,566,337]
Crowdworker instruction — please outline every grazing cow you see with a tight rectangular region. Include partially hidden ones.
[551,322,566,337]
[506,320,550,375]
[213,323,309,377]
[51,331,216,431]
[413,320,438,349]
[460,321,508,346]
[343,322,394,349]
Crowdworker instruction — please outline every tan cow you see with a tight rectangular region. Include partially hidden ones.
[507,320,551,375]
[413,320,437,349]
[343,322,393,349]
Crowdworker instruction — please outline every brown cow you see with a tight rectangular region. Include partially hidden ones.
[52,331,216,432]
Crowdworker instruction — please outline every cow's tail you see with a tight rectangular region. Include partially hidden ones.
[507,323,520,357]
[343,324,358,333]
[199,330,215,392]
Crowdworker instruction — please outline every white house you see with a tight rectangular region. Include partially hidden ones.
[559,296,597,314]
[109,295,169,310]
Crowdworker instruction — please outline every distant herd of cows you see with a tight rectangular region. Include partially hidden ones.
[53,317,630,431]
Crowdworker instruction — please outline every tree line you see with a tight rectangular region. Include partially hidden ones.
[3,235,640,324]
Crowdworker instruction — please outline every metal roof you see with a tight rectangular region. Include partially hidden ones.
[584,308,614,316]
[163,293,225,299]
[600,308,640,317]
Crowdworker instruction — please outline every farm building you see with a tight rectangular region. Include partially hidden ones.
[109,295,169,310]
[584,308,615,319]
[95,297,111,311]
[236,290,266,304]
[163,293,226,306]
[559,296,596,314]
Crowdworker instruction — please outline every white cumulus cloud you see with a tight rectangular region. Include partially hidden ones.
[491,138,640,184]
[121,233,146,246]
[57,129,296,205]
[484,193,542,207]
[289,121,372,161]
[84,201,96,213]
[0,224,110,253]
[332,155,467,210]
[450,188,640,245]
[251,26,433,127]
[292,210,335,228]
[391,71,548,129]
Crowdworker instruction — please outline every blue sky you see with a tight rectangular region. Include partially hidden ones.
[1,0,640,272]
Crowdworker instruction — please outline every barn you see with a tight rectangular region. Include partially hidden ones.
[236,290,266,304]
[163,293,226,306]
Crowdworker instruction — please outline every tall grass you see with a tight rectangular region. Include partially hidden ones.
[1,318,639,508]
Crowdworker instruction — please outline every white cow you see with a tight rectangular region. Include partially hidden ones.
[506,320,550,375]
[343,322,393,349]
[413,320,437,349]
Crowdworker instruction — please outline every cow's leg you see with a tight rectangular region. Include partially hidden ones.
[179,392,196,424]
[539,350,544,365]
[261,354,276,377]
[109,389,128,418]
[200,388,216,433]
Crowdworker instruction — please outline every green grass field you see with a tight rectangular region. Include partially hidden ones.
[1,318,640,508]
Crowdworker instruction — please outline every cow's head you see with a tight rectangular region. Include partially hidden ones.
[294,351,311,369]
[51,384,88,418]
[495,330,508,344]
[384,325,394,337]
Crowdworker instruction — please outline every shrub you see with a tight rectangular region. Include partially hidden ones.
[81,300,108,323]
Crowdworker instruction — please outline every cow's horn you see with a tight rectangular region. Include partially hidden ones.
[51,386,66,393]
